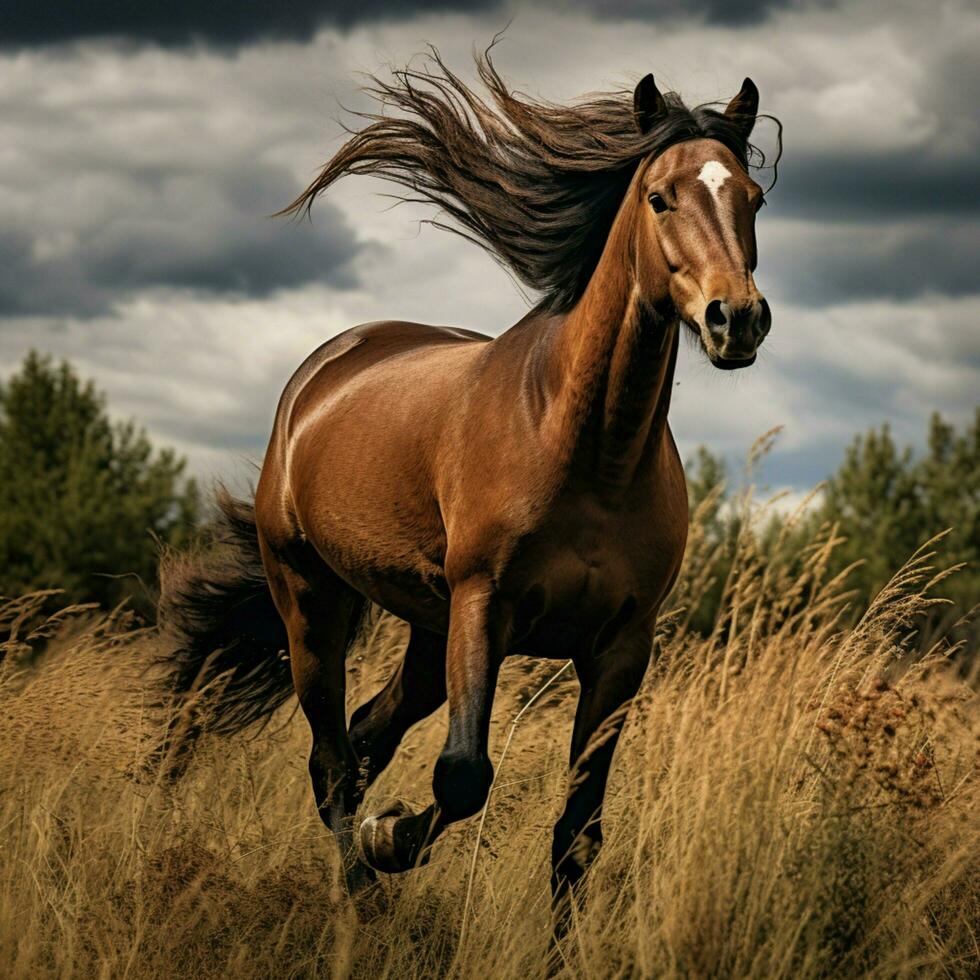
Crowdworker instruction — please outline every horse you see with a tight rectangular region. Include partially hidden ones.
[159,51,778,911]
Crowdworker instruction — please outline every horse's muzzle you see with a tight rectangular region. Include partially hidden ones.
[703,297,771,369]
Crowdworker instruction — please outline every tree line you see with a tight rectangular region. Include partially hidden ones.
[1,352,976,644]
[685,411,978,653]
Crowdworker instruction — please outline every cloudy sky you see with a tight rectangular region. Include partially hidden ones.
[1,0,977,498]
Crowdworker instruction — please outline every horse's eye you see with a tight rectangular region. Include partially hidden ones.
[648,193,669,214]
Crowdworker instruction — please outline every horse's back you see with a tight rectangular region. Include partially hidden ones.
[298,319,489,378]
[277,320,487,434]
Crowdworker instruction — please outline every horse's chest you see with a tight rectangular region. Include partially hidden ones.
[503,494,685,655]
[508,544,637,659]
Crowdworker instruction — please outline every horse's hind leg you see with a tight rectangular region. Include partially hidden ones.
[348,625,447,789]
[263,552,373,893]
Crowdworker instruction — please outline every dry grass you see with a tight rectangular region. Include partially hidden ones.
[0,487,977,978]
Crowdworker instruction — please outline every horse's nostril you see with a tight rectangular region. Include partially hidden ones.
[756,298,772,339]
[705,300,729,329]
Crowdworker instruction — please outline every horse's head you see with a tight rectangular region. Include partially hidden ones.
[632,76,770,370]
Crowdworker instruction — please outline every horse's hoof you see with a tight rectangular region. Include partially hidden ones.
[359,800,414,873]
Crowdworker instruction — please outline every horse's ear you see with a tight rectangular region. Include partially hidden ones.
[725,77,759,138]
[634,74,667,134]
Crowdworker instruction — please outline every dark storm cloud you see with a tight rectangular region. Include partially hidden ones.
[2,0,826,49]
[763,218,979,306]
[1,1,498,48]
[773,151,980,220]
[0,162,365,316]
[577,0,832,28]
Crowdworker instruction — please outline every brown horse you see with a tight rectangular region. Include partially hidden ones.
[159,53,777,908]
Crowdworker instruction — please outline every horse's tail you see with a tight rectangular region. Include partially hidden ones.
[155,487,293,769]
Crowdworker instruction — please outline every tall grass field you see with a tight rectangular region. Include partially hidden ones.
[1,483,976,979]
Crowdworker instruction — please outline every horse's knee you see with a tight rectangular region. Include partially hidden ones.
[433,749,494,821]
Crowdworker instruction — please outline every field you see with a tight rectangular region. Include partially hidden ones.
[0,493,977,979]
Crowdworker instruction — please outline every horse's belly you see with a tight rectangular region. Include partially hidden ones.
[348,567,451,633]
[303,505,451,632]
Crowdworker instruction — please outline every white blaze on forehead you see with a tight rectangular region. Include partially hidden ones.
[697,160,732,201]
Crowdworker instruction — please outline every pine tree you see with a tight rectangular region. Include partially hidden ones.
[915,409,980,614]
[0,352,199,613]
[820,423,926,604]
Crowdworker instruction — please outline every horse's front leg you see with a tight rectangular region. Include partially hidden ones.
[359,577,506,872]
[552,622,652,921]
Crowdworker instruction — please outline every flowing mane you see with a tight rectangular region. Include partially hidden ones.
[282,46,779,313]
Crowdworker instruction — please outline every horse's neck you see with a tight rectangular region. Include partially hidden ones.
[545,193,679,489]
